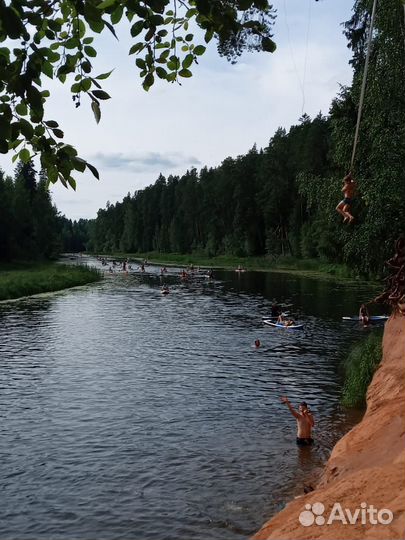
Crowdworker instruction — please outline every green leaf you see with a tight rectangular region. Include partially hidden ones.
[155,67,167,79]
[91,101,101,124]
[47,51,60,63]
[58,174,68,188]
[143,72,155,90]
[0,139,8,154]
[72,157,87,172]
[178,68,192,78]
[86,162,100,179]
[84,46,97,58]
[8,138,23,150]
[111,5,123,23]
[131,20,144,38]
[81,78,92,92]
[67,176,77,190]
[204,29,214,43]
[35,125,45,136]
[92,90,111,100]
[47,165,58,183]
[104,20,118,40]
[129,43,144,55]
[97,0,116,9]
[182,54,193,69]
[95,69,114,80]
[193,45,206,56]
[19,148,31,163]
[71,82,81,93]
[52,128,64,138]
[89,19,105,33]
[145,28,155,42]
[58,144,78,157]
[262,37,277,53]
[15,103,28,116]
[19,119,34,139]
[44,120,59,128]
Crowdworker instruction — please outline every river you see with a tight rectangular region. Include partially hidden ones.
[0,258,380,539]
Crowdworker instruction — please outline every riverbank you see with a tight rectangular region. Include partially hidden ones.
[93,252,376,284]
[0,263,101,301]
[253,314,405,540]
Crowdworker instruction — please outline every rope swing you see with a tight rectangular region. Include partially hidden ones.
[350,0,379,170]
[337,0,378,225]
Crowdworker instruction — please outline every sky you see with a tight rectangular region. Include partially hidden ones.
[0,0,355,220]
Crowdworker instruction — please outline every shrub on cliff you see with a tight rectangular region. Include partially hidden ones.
[342,332,383,408]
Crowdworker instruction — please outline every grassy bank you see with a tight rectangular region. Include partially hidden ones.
[0,263,102,301]
[341,332,383,408]
[96,251,372,283]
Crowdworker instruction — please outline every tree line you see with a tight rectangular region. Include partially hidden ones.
[0,161,87,262]
[2,0,404,277]
[87,0,405,276]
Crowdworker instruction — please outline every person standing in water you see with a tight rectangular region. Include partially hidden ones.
[280,396,315,445]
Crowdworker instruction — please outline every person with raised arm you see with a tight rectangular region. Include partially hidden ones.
[280,396,315,446]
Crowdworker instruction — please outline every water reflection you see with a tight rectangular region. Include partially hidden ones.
[0,261,378,539]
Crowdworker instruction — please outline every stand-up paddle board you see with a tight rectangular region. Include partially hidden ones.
[342,315,388,321]
[263,319,303,329]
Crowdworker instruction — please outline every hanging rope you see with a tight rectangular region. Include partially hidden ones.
[301,0,312,115]
[350,0,378,170]
[283,0,305,109]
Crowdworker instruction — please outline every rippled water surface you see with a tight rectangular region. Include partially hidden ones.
[0,259,380,539]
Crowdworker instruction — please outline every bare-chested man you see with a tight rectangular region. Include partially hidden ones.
[280,396,315,446]
[336,172,357,223]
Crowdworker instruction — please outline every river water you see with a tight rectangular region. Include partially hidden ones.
[0,259,380,539]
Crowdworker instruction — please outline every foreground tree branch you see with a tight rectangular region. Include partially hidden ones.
[0,0,276,187]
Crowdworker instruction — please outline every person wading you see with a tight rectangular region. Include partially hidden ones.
[280,396,315,446]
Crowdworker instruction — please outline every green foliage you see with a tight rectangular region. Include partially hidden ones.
[0,0,276,187]
[0,162,62,262]
[0,263,101,301]
[87,116,333,262]
[82,1,405,278]
[341,332,383,408]
[297,0,405,276]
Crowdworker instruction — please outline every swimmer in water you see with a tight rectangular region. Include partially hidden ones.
[280,396,315,446]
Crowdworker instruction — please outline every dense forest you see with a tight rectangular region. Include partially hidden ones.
[1,1,404,277]
[0,162,87,262]
[86,0,405,276]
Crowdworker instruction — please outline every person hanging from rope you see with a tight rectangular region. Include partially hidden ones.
[336,172,357,224]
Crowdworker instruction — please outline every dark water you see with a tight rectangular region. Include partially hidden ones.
[0,259,381,540]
